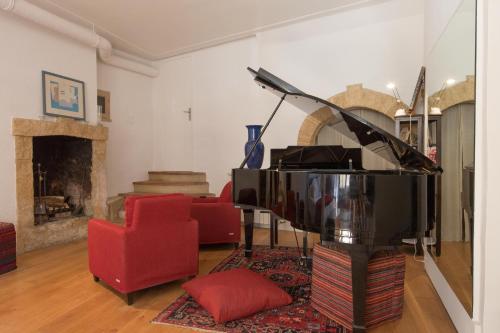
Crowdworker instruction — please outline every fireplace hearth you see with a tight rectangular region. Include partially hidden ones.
[33,136,92,224]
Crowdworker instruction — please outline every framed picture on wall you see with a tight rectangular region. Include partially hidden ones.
[97,89,111,122]
[42,71,86,120]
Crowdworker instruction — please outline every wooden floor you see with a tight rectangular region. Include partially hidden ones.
[0,228,457,333]
[432,241,473,316]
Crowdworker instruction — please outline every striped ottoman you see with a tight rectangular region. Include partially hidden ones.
[0,222,17,275]
[311,244,405,329]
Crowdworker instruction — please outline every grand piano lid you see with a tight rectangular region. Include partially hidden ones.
[248,67,442,174]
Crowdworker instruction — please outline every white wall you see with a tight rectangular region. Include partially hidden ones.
[424,0,464,56]
[479,0,500,330]
[426,0,476,94]
[191,38,260,193]
[152,38,258,193]
[97,63,154,196]
[152,0,425,195]
[0,10,154,224]
[0,12,97,225]
[257,0,423,104]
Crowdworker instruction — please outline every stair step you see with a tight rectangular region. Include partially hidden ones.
[133,181,209,194]
[148,171,206,182]
[120,192,215,198]
[148,171,205,175]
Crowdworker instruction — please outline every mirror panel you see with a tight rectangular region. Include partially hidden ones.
[426,0,476,317]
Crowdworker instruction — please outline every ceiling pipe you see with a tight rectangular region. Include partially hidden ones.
[0,0,159,77]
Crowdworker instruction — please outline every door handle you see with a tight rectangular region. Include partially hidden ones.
[183,107,192,121]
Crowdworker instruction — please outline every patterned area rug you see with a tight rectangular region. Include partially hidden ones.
[152,246,348,332]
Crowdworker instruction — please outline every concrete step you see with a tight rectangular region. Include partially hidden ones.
[133,181,209,194]
[148,171,206,182]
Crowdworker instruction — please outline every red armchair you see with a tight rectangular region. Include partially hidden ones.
[191,181,241,246]
[88,195,198,304]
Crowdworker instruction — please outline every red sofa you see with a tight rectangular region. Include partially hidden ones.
[88,195,198,304]
[191,181,241,246]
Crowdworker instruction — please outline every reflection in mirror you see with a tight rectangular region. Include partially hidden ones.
[316,108,395,170]
[426,0,476,317]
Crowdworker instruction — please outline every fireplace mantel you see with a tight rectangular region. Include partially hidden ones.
[12,117,108,253]
[12,118,108,140]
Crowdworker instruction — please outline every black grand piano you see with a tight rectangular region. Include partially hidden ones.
[232,68,442,332]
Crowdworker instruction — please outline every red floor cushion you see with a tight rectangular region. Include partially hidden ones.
[182,268,292,323]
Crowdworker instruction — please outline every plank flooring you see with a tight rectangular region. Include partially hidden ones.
[431,241,473,316]
[0,228,456,333]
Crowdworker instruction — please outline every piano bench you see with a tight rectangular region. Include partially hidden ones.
[0,222,17,275]
[311,244,405,330]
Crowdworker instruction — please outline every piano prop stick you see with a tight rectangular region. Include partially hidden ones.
[238,92,286,258]
[239,93,286,169]
[232,68,442,332]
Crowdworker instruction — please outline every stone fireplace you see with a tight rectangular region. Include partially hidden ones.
[13,118,108,253]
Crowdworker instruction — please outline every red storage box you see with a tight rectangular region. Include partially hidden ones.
[311,243,405,329]
[0,222,17,275]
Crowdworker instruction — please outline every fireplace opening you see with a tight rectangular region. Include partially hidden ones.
[33,135,92,225]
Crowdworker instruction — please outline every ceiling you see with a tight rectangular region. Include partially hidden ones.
[27,0,381,60]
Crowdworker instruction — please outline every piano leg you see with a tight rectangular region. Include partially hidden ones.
[302,231,309,258]
[436,217,442,256]
[416,238,424,256]
[350,249,370,333]
[274,217,279,244]
[270,214,275,249]
[470,215,474,275]
[243,209,254,258]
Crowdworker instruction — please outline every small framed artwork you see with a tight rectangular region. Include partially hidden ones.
[42,71,85,120]
[97,89,111,122]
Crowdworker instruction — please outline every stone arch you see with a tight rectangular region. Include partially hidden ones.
[297,84,404,146]
[428,75,475,111]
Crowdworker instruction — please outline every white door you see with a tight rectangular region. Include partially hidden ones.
[154,56,194,171]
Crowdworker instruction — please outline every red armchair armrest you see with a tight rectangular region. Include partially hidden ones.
[192,197,219,204]
[88,219,127,292]
[191,203,241,244]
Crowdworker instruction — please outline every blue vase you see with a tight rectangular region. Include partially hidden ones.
[244,125,265,169]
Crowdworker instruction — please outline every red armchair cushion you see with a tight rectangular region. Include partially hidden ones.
[124,193,183,227]
[182,268,292,323]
